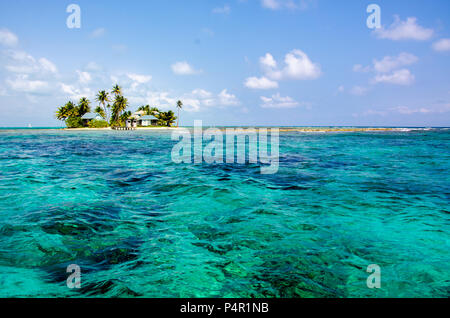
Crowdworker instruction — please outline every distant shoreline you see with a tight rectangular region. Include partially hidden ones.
[1,127,448,132]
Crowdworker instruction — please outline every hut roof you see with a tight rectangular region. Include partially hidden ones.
[81,113,102,120]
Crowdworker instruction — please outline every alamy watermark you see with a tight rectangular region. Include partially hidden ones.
[366,264,381,289]
[366,4,381,29]
[171,121,279,175]
[66,4,81,29]
[66,264,81,289]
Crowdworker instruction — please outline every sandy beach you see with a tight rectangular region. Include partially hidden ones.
[62,127,410,133]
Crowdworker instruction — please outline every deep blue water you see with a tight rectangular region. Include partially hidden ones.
[0,129,448,297]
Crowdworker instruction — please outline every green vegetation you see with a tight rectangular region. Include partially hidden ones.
[65,116,84,128]
[88,119,109,128]
[56,100,89,128]
[56,84,181,128]
[156,110,177,127]
[96,90,110,122]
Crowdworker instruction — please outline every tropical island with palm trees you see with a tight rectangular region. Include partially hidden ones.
[56,84,183,129]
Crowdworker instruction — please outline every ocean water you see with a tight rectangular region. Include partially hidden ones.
[0,128,448,298]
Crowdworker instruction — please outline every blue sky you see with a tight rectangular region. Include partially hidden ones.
[0,0,449,127]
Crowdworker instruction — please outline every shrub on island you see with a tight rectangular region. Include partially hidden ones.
[65,116,84,128]
[88,119,109,128]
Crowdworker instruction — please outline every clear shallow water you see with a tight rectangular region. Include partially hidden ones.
[0,129,448,298]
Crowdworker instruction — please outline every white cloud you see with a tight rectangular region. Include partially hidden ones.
[39,58,58,74]
[260,53,277,68]
[393,106,433,115]
[374,16,434,41]
[212,5,231,14]
[432,38,450,52]
[0,28,18,47]
[282,49,321,79]
[260,49,321,81]
[171,61,201,75]
[260,93,300,108]
[60,83,94,101]
[191,88,213,99]
[90,28,106,38]
[6,75,48,93]
[4,50,58,75]
[127,73,152,84]
[131,88,240,112]
[373,52,418,73]
[244,76,279,89]
[354,53,418,87]
[218,89,240,105]
[131,91,177,109]
[373,69,415,85]
[76,70,92,84]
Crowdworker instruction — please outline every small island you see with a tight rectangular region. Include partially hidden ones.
[55,84,183,130]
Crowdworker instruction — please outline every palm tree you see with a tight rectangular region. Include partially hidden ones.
[138,105,160,116]
[55,101,76,121]
[176,100,183,127]
[56,105,69,121]
[94,106,106,120]
[137,105,150,114]
[112,84,122,97]
[111,95,128,124]
[119,111,132,123]
[157,110,177,127]
[78,97,91,117]
[96,90,110,121]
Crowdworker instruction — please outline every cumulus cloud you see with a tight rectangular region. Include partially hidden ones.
[76,70,92,84]
[260,93,300,108]
[260,53,277,68]
[373,69,415,85]
[212,5,231,14]
[171,61,201,75]
[0,28,18,47]
[432,38,450,52]
[6,75,48,93]
[126,85,239,112]
[373,52,418,73]
[244,76,279,89]
[127,73,152,84]
[60,83,94,101]
[374,16,434,41]
[218,89,240,105]
[354,53,418,87]
[246,49,321,89]
[281,49,321,80]
[261,49,321,80]
[4,50,58,75]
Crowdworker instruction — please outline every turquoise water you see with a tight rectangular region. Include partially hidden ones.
[0,129,448,298]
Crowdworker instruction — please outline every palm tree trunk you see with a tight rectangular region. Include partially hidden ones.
[177,109,180,127]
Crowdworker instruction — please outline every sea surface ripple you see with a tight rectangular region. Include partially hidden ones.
[0,129,448,297]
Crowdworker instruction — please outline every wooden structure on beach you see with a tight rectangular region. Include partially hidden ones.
[112,126,136,131]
